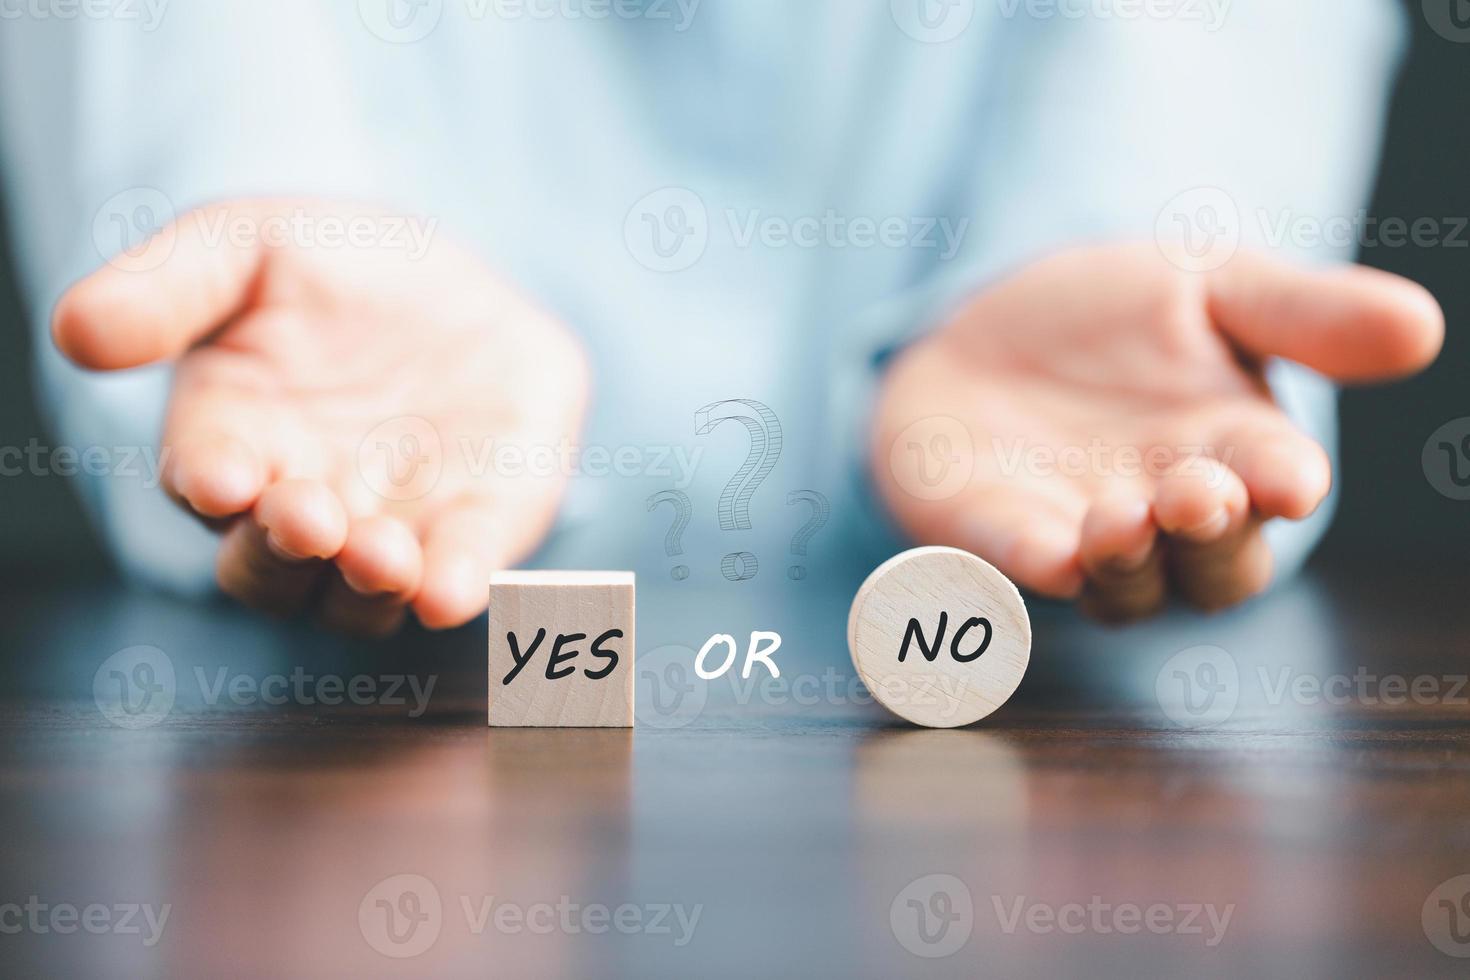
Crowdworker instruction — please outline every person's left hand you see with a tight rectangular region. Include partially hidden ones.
[873,244,1443,621]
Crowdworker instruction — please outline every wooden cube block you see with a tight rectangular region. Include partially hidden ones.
[488,571,635,727]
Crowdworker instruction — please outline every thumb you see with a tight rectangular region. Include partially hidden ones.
[1207,251,1445,383]
[52,200,269,371]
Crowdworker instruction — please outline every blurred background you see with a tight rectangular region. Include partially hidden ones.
[0,0,1465,589]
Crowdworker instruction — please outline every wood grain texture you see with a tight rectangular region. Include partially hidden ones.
[848,546,1031,728]
[4,562,1470,976]
[488,571,635,727]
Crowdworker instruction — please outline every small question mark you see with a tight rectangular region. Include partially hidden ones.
[646,490,692,581]
[695,399,782,582]
[785,490,830,581]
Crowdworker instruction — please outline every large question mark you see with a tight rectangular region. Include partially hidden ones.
[785,490,830,581]
[646,490,692,581]
[695,399,782,582]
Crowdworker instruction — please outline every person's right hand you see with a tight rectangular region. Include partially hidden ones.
[54,199,590,635]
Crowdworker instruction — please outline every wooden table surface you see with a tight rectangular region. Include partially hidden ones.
[1,558,1468,978]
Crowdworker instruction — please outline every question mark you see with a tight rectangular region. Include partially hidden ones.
[785,490,830,581]
[646,490,692,581]
[695,399,782,582]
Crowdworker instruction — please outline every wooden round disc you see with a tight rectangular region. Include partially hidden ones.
[848,546,1031,728]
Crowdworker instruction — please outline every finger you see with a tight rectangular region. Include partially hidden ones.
[1079,493,1166,623]
[957,486,1085,599]
[215,520,328,617]
[336,515,423,599]
[1167,516,1274,612]
[1209,253,1444,383]
[214,480,347,616]
[414,501,515,630]
[1211,415,1331,521]
[318,516,421,637]
[159,369,292,522]
[317,573,410,639]
[255,479,350,562]
[52,200,270,370]
[1153,456,1250,545]
[162,432,269,521]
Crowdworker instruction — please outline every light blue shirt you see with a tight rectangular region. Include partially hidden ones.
[0,0,1406,594]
